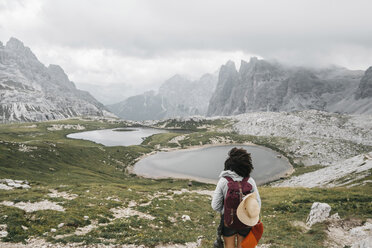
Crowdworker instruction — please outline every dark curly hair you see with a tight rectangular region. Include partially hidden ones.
[224,147,254,178]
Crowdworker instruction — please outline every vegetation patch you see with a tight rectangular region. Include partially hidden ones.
[0,118,371,247]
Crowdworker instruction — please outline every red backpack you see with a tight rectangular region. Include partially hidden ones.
[223,176,253,229]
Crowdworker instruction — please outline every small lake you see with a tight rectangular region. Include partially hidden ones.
[134,145,292,185]
[67,127,169,146]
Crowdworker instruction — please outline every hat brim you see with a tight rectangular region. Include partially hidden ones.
[237,192,260,226]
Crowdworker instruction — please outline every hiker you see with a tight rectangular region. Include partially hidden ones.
[211,147,261,248]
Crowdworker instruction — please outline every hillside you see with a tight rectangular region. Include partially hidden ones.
[231,110,372,166]
[207,58,371,116]
[0,38,113,123]
[0,113,371,247]
[107,73,217,121]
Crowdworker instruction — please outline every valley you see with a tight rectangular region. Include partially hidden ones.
[0,112,371,247]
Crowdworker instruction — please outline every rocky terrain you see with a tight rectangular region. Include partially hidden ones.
[107,74,217,121]
[232,110,372,166]
[0,38,113,123]
[0,116,370,247]
[207,57,372,116]
[274,152,372,188]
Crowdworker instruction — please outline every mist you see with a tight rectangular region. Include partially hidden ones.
[1,0,372,104]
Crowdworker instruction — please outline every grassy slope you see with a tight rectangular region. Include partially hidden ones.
[0,119,371,247]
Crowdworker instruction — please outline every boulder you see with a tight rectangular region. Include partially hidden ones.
[0,184,12,190]
[182,215,191,222]
[306,202,331,227]
[352,237,372,248]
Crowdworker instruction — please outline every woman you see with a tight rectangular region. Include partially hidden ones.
[211,147,261,248]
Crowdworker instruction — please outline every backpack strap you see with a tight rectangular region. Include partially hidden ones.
[224,176,234,182]
[242,177,250,183]
[225,176,250,183]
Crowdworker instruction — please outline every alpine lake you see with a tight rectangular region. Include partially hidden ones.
[68,127,292,185]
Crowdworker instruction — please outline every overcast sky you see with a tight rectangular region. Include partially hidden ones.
[1,0,372,104]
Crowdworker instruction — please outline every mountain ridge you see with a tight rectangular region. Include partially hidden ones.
[0,37,114,123]
[207,57,371,116]
[107,73,218,121]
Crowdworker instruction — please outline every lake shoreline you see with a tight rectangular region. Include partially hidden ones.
[130,142,294,185]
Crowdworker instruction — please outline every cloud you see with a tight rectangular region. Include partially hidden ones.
[1,0,372,104]
[32,45,256,104]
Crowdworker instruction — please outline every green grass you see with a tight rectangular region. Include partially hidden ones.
[0,118,371,247]
[154,118,233,132]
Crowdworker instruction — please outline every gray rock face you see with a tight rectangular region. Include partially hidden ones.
[207,58,370,116]
[306,202,331,227]
[355,66,372,99]
[0,37,112,123]
[108,73,217,121]
[207,61,240,116]
[107,91,168,121]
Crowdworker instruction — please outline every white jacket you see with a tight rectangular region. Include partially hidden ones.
[211,170,261,213]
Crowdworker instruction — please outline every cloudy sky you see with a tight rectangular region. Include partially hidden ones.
[1,0,372,104]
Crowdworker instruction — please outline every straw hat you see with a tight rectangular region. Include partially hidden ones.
[237,192,260,226]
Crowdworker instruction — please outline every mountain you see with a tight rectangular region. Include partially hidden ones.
[108,73,217,121]
[0,38,113,123]
[355,66,372,99]
[107,91,168,121]
[207,57,371,116]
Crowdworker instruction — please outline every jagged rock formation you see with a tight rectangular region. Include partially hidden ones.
[207,57,371,116]
[0,37,113,123]
[108,73,217,121]
[355,66,372,99]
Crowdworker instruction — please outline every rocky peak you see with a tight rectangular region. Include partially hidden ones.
[144,90,156,96]
[167,74,184,82]
[161,74,189,87]
[219,61,238,81]
[48,64,76,90]
[239,57,284,82]
[0,41,3,48]
[6,37,25,50]
[223,60,237,71]
[237,57,259,70]
[199,73,214,82]
[238,59,250,74]
[1,37,110,123]
[249,56,259,63]
[355,66,372,99]
[159,74,191,97]
[5,37,38,61]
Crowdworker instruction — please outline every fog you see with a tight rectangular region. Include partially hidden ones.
[1,0,371,104]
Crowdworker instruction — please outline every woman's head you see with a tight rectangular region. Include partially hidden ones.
[224,147,253,177]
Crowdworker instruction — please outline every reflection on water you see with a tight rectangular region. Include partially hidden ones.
[134,145,292,185]
[67,127,169,146]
